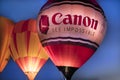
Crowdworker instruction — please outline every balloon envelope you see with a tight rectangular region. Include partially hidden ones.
[37,0,107,79]
[0,16,14,72]
[9,19,48,80]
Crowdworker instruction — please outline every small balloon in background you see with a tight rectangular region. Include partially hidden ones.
[9,19,49,80]
[0,16,14,72]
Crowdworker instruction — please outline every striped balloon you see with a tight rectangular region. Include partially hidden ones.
[9,19,48,80]
[0,16,14,72]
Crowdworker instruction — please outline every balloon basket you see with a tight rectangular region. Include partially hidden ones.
[57,66,78,80]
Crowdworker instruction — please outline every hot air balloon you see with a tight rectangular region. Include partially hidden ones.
[0,16,14,72]
[37,0,107,80]
[9,19,48,80]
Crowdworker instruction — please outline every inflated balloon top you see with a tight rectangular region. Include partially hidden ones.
[37,0,107,80]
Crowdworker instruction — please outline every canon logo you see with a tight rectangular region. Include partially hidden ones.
[39,13,98,34]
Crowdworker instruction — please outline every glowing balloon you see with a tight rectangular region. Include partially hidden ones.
[0,16,14,72]
[9,19,48,80]
[37,0,107,80]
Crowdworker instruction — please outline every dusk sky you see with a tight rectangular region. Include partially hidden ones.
[0,0,120,80]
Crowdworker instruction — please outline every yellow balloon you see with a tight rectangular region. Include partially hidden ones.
[9,19,48,80]
[0,16,14,72]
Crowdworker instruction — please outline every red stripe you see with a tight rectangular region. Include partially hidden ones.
[21,20,29,32]
[13,20,25,33]
[90,0,98,5]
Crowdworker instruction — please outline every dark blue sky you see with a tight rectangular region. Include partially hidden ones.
[0,0,120,80]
